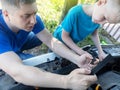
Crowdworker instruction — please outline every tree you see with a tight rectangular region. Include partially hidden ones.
[59,0,78,23]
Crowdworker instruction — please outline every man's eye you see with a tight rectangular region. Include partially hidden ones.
[24,15,30,18]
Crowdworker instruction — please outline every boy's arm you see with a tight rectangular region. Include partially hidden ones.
[61,29,92,58]
[62,30,86,55]
[91,30,107,61]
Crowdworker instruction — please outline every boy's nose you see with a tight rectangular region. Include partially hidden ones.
[92,19,99,23]
[93,19,107,24]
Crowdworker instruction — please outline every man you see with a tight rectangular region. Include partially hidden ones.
[0,0,97,90]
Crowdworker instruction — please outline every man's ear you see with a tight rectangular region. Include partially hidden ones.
[2,10,9,17]
[2,10,11,21]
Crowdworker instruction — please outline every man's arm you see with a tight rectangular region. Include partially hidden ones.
[36,29,92,67]
[0,51,66,88]
[0,51,97,89]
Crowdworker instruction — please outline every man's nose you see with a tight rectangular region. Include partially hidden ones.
[30,15,36,24]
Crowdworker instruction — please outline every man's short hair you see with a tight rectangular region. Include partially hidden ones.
[1,0,36,11]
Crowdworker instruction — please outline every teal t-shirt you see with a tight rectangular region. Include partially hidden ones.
[53,5,100,43]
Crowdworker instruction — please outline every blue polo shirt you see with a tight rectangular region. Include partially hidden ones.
[0,10,45,54]
[53,5,100,43]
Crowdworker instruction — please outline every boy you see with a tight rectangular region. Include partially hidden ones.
[53,0,120,61]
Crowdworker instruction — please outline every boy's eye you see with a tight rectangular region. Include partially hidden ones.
[102,17,106,21]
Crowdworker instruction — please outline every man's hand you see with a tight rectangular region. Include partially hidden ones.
[65,68,97,90]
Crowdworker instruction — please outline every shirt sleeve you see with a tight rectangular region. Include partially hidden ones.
[61,7,77,33]
[0,33,12,54]
[32,15,45,34]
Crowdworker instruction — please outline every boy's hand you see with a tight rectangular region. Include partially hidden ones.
[90,57,100,69]
[76,54,93,69]
[98,52,107,61]
[79,50,93,59]
[82,51,93,59]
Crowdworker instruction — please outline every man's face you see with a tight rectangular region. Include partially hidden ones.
[8,2,38,32]
[92,3,120,24]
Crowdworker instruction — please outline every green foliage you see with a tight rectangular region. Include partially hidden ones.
[77,27,110,47]
[77,35,93,47]
[36,0,96,33]
[44,20,58,33]
[50,0,64,11]
[37,0,64,33]
[36,0,96,34]
[79,0,95,4]
[36,0,107,49]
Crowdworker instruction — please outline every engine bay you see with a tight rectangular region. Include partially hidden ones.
[1,44,120,90]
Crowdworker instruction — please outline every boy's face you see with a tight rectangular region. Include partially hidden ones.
[7,2,38,32]
[92,3,120,24]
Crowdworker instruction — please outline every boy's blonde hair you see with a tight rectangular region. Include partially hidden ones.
[106,0,120,7]
[106,0,120,23]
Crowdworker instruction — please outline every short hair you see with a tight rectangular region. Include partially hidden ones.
[107,0,120,23]
[96,0,120,23]
[107,0,120,6]
[1,0,36,11]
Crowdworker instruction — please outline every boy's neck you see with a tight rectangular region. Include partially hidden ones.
[82,4,95,17]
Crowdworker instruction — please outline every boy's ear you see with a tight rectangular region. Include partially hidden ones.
[97,0,107,6]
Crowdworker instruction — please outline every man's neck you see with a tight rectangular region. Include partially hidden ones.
[3,16,19,33]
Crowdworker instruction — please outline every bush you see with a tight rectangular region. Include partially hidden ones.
[37,0,64,33]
